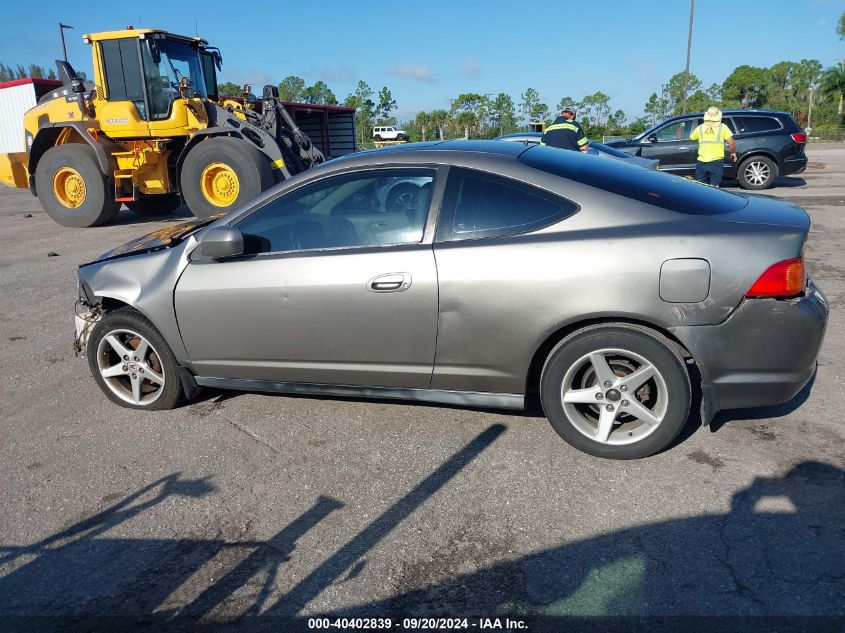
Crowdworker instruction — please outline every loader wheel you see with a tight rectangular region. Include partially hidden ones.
[180,136,273,219]
[126,194,183,216]
[35,144,120,227]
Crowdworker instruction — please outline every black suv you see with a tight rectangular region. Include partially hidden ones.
[606,110,807,189]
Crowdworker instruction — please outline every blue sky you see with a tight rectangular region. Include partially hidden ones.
[1,0,842,122]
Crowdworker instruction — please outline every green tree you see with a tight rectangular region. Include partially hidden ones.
[278,75,305,102]
[415,111,431,141]
[821,62,845,117]
[429,109,450,140]
[377,86,397,122]
[345,80,375,144]
[217,81,243,97]
[520,88,542,126]
[667,71,702,114]
[455,110,478,138]
[490,92,516,135]
[301,80,337,105]
[555,96,577,114]
[643,92,668,124]
[0,63,14,82]
[838,11,844,39]
[685,90,710,113]
[627,116,651,136]
[722,65,768,108]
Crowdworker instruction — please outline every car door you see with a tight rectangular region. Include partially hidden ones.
[639,118,699,174]
[174,167,442,388]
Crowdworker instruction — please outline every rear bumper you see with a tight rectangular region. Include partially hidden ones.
[782,154,808,175]
[671,280,828,413]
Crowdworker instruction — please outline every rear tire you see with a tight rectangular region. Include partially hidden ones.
[738,155,777,190]
[180,136,274,219]
[87,307,186,410]
[35,144,120,227]
[374,135,383,141]
[126,194,182,216]
[540,324,691,459]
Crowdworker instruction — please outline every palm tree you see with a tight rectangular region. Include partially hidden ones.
[429,110,450,141]
[415,111,430,142]
[821,62,845,117]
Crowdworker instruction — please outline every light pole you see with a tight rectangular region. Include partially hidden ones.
[680,0,695,115]
[59,23,74,62]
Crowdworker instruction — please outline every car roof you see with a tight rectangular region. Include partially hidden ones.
[665,109,792,121]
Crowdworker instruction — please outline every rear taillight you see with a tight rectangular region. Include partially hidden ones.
[746,257,806,298]
[791,132,807,144]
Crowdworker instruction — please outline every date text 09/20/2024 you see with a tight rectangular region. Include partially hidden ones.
[307,617,528,629]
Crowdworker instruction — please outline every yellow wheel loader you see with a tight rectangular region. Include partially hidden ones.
[0,28,325,227]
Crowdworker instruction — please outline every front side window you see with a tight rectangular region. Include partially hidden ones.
[655,119,695,142]
[439,168,577,241]
[236,169,436,254]
[141,38,208,120]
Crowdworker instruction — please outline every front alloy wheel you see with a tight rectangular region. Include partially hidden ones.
[87,307,186,410]
[96,328,166,406]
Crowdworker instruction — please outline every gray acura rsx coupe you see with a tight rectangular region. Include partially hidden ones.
[74,140,828,459]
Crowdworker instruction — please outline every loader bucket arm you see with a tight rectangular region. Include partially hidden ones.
[259,85,325,175]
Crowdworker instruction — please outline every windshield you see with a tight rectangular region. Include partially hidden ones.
[141,38,208,120]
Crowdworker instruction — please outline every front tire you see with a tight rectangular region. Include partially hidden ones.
[180,136,274,219]
[87,307,186,410]
[35,144,120,227]
[540,324,691,459]
[126,194,182,216]
[738,155,777,190]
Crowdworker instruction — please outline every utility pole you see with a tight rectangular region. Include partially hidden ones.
[59,23,74,62]
[680,0,695,115]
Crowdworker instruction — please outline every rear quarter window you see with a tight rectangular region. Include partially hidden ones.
[739,116,782,133]
[520,145,748,215]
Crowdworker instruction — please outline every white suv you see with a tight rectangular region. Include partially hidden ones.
[372,126,408,141]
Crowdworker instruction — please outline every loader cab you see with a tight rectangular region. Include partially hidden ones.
[87,29,220,138]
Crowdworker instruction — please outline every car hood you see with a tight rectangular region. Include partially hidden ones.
[87,216,219,264]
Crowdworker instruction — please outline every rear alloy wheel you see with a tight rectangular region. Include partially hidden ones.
[738,155,777,190]
[35,144,120,227]
[180,136,274,219]
[126,194,182,216]
[541,325,691,459]
[87,307,185,410]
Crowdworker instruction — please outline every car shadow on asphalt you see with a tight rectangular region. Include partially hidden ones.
[721,176,807,191]
[1,455,840,631]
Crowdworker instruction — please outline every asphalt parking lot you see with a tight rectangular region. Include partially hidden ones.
[1,146,843,631]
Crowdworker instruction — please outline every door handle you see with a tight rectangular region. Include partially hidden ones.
[677,146,688,150]
[368,272,411,293]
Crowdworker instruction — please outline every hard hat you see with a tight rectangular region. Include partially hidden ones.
[562,107,577,117]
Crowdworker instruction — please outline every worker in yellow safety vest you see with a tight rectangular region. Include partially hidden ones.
[540,107,589,152]
[690,106,737,187]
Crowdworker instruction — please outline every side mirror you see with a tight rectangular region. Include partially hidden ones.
[200,226,244,259]
[644,135,658,144]
[71,77,86,94]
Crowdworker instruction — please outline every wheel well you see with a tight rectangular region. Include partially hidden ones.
[739,150,781,170]
[525,317,694,397]
[99,297,134,314]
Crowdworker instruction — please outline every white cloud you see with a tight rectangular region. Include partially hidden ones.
[389,63,434,82]
[463,57,481,78]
